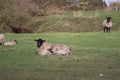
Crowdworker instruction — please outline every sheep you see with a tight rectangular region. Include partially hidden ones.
[4,40,17,46]
[34,39,71,56]
[50,44,71,56]
[103,17,112,33]
[0,34,5,46]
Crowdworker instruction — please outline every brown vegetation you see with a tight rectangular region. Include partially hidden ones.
[0,0,108,33]
[109,2,120,11]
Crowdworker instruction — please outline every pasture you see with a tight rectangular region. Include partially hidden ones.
[0,32,120,80]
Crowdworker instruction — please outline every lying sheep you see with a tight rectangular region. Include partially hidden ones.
[34,39,71,56]
[0,34,5,45]
[103,17,112,33]
[50,44,71,56]
[4,40,17,46]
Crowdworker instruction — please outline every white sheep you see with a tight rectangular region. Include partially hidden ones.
[51,44,71,56]
[103,17,112,33]
[0,34,5,45]
[34,39,71,56]
[4,40,17,46]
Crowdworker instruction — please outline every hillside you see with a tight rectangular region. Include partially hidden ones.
[1,0,120,33]
[25,11,120,33]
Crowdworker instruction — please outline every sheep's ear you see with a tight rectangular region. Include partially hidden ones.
[34,39,37,41]
[43,40,46,42]
[106,17,112,19]
[15,40,18,43]
[14,40,17,43]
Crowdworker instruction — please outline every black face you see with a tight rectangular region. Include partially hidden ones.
[14,40,17,43]
[0,41,4,45]
[34,39,45,48]
[106,17,112,23]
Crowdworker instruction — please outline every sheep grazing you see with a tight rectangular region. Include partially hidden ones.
[34,39,71,56]
[103,17,112,33]
[4,40,17,46]
[0,34,5,46]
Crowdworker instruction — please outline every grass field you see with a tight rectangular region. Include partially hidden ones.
[29,11,120,33]
[0,31,120,80]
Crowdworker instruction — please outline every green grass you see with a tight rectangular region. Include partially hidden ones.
[29,11,120,32]
[0,31,120,80]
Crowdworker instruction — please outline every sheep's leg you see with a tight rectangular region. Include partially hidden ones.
[104,27,106,32]
[108,28,110,33]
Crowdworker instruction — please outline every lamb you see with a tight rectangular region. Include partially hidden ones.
[0,34,5,45]
[4,40,17,46]
[34,39,71,56]
[103,17,112,33]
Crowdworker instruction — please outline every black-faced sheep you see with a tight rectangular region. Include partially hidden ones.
[34,39,71,56]
[4,40,17,46]
[0,34,5,45]
[103,17,112,33]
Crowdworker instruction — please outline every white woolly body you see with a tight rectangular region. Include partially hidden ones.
[103,19,112,28]
[38,42,71,56]
[4,41,17,46]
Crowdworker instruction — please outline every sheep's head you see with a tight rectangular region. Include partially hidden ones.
[106,17,112,23]
[34,39,46,48]
[0,41,4,46]
[14,40,17,43]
